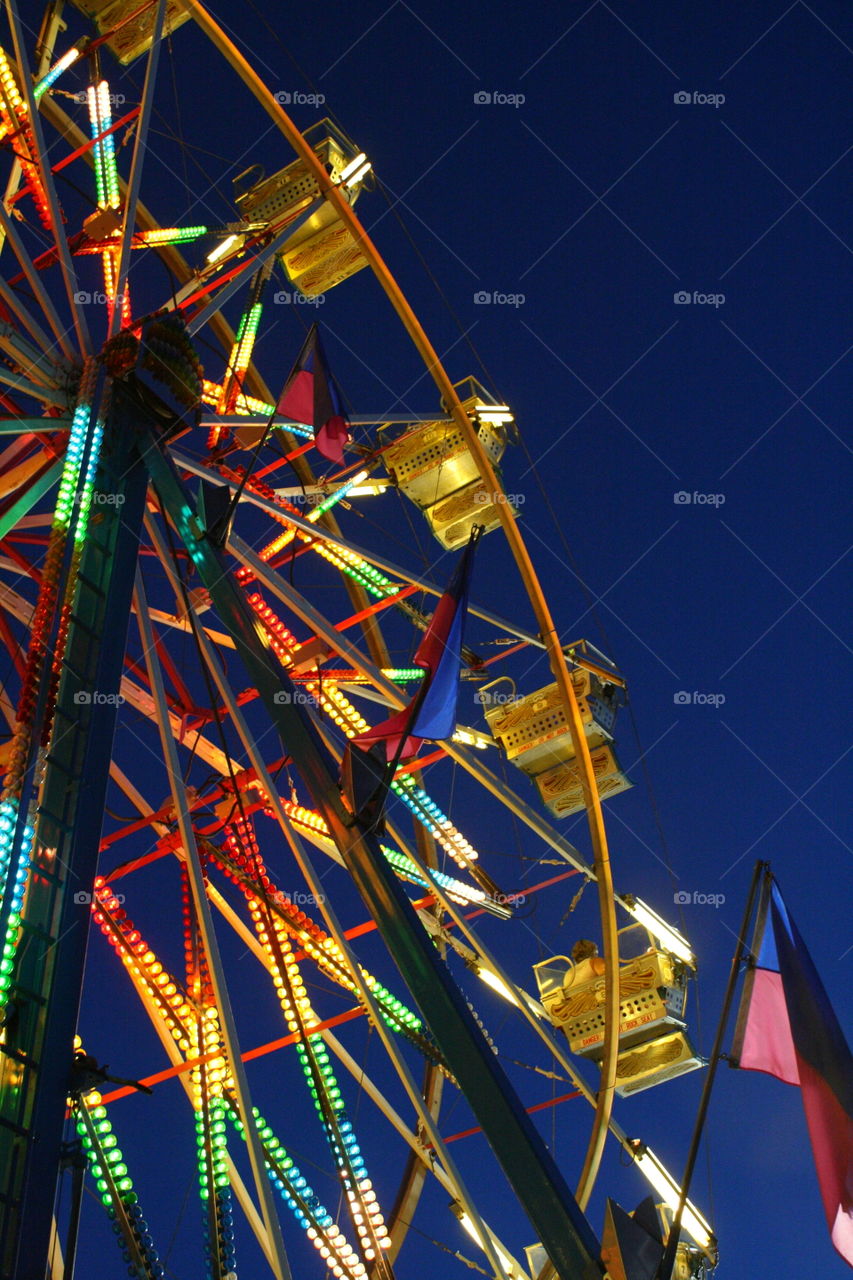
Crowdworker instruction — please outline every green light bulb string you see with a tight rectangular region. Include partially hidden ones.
[74,1091,166,1279]
[182,862,237,1280]
[0,363,106,1001]
[213,830,445,1070]
[92,882,353,1265]
[227,814,393,1269]
[222,1097,368,1279]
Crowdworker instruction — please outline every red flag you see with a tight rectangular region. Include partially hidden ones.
[352,529,480,763]
[277,324,351,465]
[732,878,853,1267]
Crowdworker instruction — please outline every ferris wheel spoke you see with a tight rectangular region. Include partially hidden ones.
[321,1023,529,1280]
[106,0,167,342]
[4,0,91,358]
[183,213,319,339]
[226,533,578,896]
[151,544,516,1276]
[179,454,549,647]
[119,671,232,775]
[0,203,76,364]
[0,272,65,367]
[0,323,65,389]
[0,455,62,539]
[133,568,295,1280]
[0,365,64,405]
[207,827,516,1280]
[97,893,286,1275]
[92,791,329,1276]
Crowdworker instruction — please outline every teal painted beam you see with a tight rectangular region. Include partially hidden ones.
[141,429,603,1280]
[0,418,71,433]
[0,457,63,539]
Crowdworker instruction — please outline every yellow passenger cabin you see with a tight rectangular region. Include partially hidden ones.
[481,650,631,817]
[533,926,703,1096]
[380,378,517,548]
[234,121,372,296]
[71,0,191,63]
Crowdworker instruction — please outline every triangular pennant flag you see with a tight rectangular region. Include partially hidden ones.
[731,876,853,1267]
[277,324,351,465]
[600,1199,663,1280]
[341,739,387,831]
[630,1197,664,1247]
[351,527,480,763]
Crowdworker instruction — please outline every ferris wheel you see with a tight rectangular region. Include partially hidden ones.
[0,5,716,1279]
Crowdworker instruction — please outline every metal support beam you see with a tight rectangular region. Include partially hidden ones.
[173,453,552,649]
[5,0,91,357]
[107,0,168,341]
[140,425,602,1280]
[132,573,293,1280]
[0,459,62,540]
[1,395,148,1280]
[185,205,322,337]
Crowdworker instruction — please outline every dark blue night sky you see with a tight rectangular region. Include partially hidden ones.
[9,2,851,1278]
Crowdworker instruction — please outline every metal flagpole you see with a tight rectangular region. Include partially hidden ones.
[656,859,769,1279]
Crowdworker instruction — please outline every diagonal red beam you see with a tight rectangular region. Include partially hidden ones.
[254,440,314,479]
[480,640,530,667]
[441,1090,582,1145]
[0,538,42,581]
[152,630,195,714]
[333,582,418,633]
[0,604,25,680]
[94,1005,366,1106]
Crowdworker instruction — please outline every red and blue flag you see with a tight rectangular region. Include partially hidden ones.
[353,529,480,763]
[733,878,853,1267]
[277,324,351,465]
